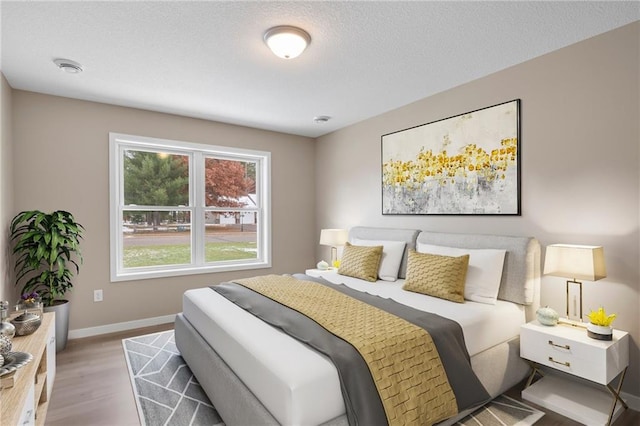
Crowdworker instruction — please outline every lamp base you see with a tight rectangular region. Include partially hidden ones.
[558,317,587,329]
[565,279,583,323]
[330,247,338,266]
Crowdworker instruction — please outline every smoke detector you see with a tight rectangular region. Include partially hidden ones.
[53,58,83,74]
[314,116,331,124]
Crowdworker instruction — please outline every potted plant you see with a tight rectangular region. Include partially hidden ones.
[586,307,616,341]
[10,210,84,351]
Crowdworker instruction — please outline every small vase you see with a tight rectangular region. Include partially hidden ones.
[536,306,559,326]
[0,321,15,339]
[16,298,43,322]
[18,297,42,311]
[587,323,613,341]
[316,260,329,270]
[0,301,15,339]
[0,334,12,355]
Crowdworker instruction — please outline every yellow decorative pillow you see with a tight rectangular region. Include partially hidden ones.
[338,242,383,282]
[403,250,469,303]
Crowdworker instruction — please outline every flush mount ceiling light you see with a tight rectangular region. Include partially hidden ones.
[263,26,311,59]
[53,58,83,74]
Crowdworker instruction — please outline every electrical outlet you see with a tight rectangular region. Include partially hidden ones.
[94,289,103,302]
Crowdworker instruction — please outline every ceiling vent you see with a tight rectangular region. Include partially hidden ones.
[53,58,83,74]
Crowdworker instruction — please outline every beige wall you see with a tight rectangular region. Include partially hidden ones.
[11,92,316,330]
[1,73,14,303]
[316,22,640,397]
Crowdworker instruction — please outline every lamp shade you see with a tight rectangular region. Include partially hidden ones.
[319,229,348,247]
[543,244,606,281]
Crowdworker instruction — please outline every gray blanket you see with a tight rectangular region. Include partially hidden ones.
[211,274,489,426]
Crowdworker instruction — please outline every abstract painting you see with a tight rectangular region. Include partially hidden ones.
[382,99,520,215]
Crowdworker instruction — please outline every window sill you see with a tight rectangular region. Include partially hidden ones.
[110,261,272,282]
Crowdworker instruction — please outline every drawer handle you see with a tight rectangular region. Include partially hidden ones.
[548,356,570,367]
[548,340,570,350]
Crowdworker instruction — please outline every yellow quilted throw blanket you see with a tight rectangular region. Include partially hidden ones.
[234,274,458,426]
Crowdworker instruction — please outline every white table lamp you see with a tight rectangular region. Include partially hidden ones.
[319,229,348,266]
[543,244,606,323]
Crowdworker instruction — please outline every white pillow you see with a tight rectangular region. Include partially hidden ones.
[416,243,506,305]
[351,239,407,281]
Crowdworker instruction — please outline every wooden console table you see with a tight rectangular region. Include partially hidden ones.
[0,312,56,426]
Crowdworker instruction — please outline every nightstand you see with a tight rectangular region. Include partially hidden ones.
[305,268,337,277]
[520,321,629,425]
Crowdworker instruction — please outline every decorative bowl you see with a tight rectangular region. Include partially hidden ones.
[11,312,42,336]
[0,352,33,377]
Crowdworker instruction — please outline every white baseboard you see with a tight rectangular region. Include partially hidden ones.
[68,314,176,340]
[622,391,640,412]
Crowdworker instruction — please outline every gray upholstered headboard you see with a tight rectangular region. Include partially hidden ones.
[348,227,541,320]
[416,232,541,306]
[348,226,420,279]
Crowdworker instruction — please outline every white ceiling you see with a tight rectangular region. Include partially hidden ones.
[1,1,638,138]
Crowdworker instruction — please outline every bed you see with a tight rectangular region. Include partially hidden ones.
[175,227,541,426]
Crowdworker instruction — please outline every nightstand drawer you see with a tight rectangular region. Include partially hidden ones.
[521,328,591,376]
[520,322,629,385]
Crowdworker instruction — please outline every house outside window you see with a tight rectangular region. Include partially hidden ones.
[109,133,271,281]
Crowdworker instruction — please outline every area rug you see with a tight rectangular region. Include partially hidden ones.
[122,330,224,426]
[123,330,543,426]
[455,395,544,425]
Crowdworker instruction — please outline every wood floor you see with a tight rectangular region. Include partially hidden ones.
[45,324,639,426]
[45,323,173,426]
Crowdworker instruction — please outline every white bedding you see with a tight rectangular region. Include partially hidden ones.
[182,272,525,426]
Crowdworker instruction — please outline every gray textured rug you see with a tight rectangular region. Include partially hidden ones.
[122,331,223,426]
[124,330,542,426]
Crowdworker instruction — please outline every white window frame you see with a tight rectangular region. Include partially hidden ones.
[109,132,271,282]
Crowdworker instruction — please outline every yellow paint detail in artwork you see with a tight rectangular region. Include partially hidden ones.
[382,138,517,190]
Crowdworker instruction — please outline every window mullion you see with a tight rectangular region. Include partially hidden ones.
[193,152,204,265]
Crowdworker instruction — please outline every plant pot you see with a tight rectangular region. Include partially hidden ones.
[44,300,70,351]
[587,323,613,341]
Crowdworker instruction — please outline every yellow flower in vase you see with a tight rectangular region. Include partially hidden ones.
[332,260,341,269]
[587,307,616,327]
[586,307,616,341]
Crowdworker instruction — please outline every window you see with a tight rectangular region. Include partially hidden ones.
[109,133,271,281]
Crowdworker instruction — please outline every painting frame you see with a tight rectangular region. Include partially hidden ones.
[381,99,521,215]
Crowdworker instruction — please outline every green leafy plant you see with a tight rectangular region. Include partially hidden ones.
[587,307,617,327]
[10,210,84,306]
